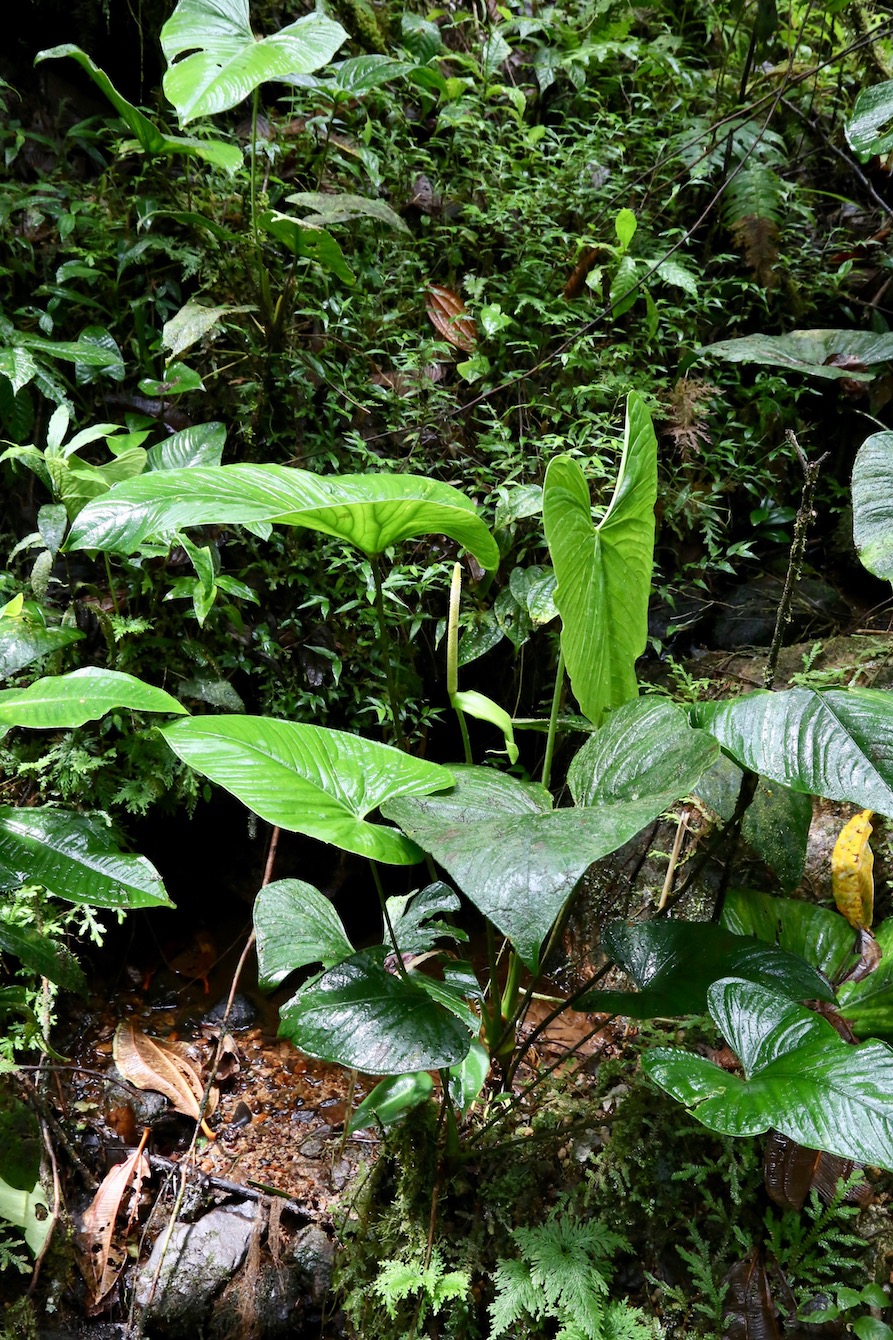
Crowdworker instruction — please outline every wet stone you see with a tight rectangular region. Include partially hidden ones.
[134,1202,256,1335]
[202,992,257,1030]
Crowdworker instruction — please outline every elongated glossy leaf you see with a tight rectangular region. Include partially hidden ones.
[0,919,86,993]
[0,667,186,729]
[67,463,499,568]
[35,46,242,172]
[579,921,832,1018]
[279,949,472,1073]
[838,918,893,1040]
[257,211,355,284]
[448,1038,490,1114]
[699,330,893,381]
[568,697,718,806]
[0,619,83,680]
[721,888,857,982]
[0,808,173,908]
[146,422,226,472]
[161,716,453,864]
[846,80,893,160]
[348,1071,435,1133]
[254,878,354,988]
[16,334,124,369]
[161,0,347,125]
[162,301,254,359]
[644,977,893,1170]
[694,687,893,816]
[543,392,657,724]
[853,431,893,580]
[383,766,683,970]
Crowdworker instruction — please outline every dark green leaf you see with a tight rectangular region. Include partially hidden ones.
[0,620,83,681]
[388,882,464,955]
[853,431,893,581]
[347,1071,434,1133]
[838,918,893,1040]
[741,778,812,891]
[0,1080,41,1191]
[0,919,86,993]
[568,697,718,806]
[257,212,356,284]
[699,330,893,381]
[721,888,857,982]
[846,81,893,160]
[254,878,354,988]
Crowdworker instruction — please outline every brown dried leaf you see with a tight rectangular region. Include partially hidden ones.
[764,1130,870,1211]
[78,1133,150,1309]
[731,215,779,290]
[168,930,217,992]
[113,1021,216,1123]
[724,1251,782,1340]
[563,246,602,300]
[425,286,477,352]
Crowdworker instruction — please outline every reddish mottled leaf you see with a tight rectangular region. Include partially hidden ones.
[425,286,477,351]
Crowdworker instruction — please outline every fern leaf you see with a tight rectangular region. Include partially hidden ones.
[490,1258,545,1336]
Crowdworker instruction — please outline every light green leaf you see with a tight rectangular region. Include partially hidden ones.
[614,207,637,250]
[35,45,243,172]
[693,687,893,816]
[699,330,893,381]
[162,301,255,360]
[543,393,657,725]
[0,667,187,729]
[655,257,698,296]
[0,1175,50,1256]
[0,808,173,908]
[448,1037,489,1114]
[147,422,226,472]
[644,977,893,1170]
[257,211,356,284]
[67,464,500,569]
[160,716,454,864]
[0,346,39,395]
[0,618,83,681]
[279,949,472,1073]
[452,689,518,763]
[846,81,893,160]
[285,191,409,233]
[348,1071,434,1132]
[853,431,893,581]
[254,877,354,988]
[568,698,718,806]
[161,0,347,124]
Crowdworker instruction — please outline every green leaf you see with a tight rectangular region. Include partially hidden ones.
[0,346,39,395]
[161,716,453,864]
[147,422,226,471]
[257,211,356,284]
[383,765,685,970]
[846,81,893,160]
[0,667,187,729]
[0,619,83,681]
[614,207,637,250]
[643,977,893,1171]
[254,877,354,988]
[285,191,410,233]
[838,918,893,1040]
[853,431,893,581]
[694,687,893,815]
[0,919,86,994]
[853,1317,893,1340]
[448,1037,489,1115]
[452,689,518,763]
[699,330,893,381]
[0,1081,41,1191]
[579,920,833,1018]
[162,301,254,360]
[67,464,500,569]
[741,778,812,891]
[568,698,718,806]
[721,888,858,981]
[388,882,464,955]
[279,949,472,1073]
[347,1071,435,1132]
[0,808,173,908]
[161,0,347,124]
[0,1174,51,1256]
[543,392,657,725]
[35,45,243,171]
[15,333,126,369]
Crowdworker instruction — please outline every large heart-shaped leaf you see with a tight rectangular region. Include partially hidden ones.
[278,948,473,1073]
[0,919,87,994]
[66,464,499,568]
[721,888,858,982]
[694,687,893,816]
[578,921,832,1018]
[643,977,893,1171]
[0,667,186,730]
[35,46,242,172]
[543,392,657,724]
[568,697,718,805]
[161,0,347,125]
[853,431,893,581]
[699,330,893,381]
[0,808,173,908]
[383,766,683,970]
[285,191,410,233]
[161,716,453,864]
[254,878,354,989]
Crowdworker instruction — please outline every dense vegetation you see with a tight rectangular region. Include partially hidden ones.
[4,0,893,1335]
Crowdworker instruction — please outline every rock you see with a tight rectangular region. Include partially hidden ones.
[291,1223,334,1305]
[202,992,256,1030]
[134,1202,256,1335]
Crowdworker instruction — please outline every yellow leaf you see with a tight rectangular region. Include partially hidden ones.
[831,809,874,930]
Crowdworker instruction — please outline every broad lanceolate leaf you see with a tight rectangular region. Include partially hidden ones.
[853,431,893,581]
[846,81,893,160]
[161,716,453,864]
[113,1021,212,1121]
[578,920,832,1018]
[543,392,657,725]
[34,46,242,173]
[567,697,718,806]
[0,919,87,994]
[66,464,500,569]
[721,888,858,983]
[348,1071,435,1133]
[0,618,83,681]
[162,301,255,359]
[78,1139,151,1309]
[694,687,893,816]
[0,1174,51,1256]
[279,948,473,1073]
[0,808,173,908]
[699,330,893,381]
[146,422,226,472]
[644,977,893,1171]
[254,878,354,989]
[0,667,186,729]
[257,211,356,284]
[285,191,410,233]
[383,765,686,971]
[161,0,347,125]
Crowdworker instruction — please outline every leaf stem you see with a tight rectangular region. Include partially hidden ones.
[541,646,565,790]
[370,553,403,747]
[447,562,473,764]
[370,859,407,978]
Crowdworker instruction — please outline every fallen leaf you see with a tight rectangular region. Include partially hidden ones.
[723,1252,782,1340]
[78,1129,150,1310]
[425,286,477,352]
[763,1129,869,1211]
[113,1022,217,1133]
[832,809,874,930]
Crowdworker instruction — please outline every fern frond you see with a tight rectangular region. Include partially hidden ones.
[722,163,784,288]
